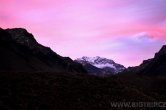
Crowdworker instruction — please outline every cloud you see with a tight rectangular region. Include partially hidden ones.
[100,32,165,66]
[1,0,166,66]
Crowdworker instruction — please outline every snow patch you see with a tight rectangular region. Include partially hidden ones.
[94,63,116,69]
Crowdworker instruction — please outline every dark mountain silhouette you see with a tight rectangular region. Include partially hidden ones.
[140,45,166,75]
[0,28,86,73]
[125,45,166,75]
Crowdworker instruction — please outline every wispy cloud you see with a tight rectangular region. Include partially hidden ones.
[1,0,166,66]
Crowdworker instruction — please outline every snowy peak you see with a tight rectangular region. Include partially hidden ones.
[78,56,114,65]
[76,56,126,74]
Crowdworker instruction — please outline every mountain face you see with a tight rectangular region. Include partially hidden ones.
[141,45,166,75]
[0,28,87,73]
[75,56,126,76]
[125,45,166,75]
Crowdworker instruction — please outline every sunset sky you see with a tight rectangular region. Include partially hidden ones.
[1,0,166,67]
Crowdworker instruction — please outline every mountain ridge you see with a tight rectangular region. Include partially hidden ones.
[0,28,87,73]
[125,45,166,75]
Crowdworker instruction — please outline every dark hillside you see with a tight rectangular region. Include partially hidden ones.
[0,28,86,73]
[0,72,165,110]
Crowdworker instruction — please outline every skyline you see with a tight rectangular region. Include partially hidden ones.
[1,0,166,67]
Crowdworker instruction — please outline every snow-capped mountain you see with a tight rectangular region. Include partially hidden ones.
[75,56,126,75]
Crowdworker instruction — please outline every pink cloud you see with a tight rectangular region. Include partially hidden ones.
[1,0,166,67]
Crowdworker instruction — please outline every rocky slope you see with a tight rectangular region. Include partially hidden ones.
[125,45,166,75]
[0,28,86,73]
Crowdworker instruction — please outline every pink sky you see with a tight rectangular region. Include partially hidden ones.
[1,0,166,67]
